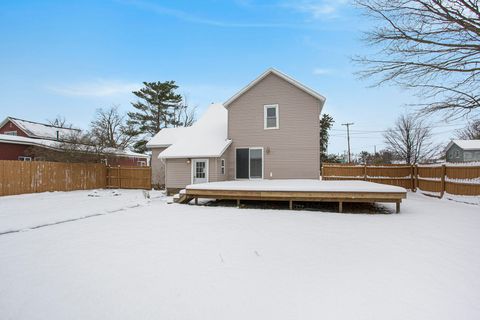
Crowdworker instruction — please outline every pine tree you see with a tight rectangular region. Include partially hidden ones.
[319,113,334,164]
[127,81,183,153]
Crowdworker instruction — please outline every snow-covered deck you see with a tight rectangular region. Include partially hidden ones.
[182,180,407,212]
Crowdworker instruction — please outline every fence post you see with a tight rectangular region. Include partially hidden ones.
[364,164,367,181]
[118,165,121,189]
[410,165,414,191]
[440,164,446,198]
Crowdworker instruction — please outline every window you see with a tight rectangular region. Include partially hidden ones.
[454,150,460,158]
[4,131,17,136]
[264,104,279,129]
[137,160,147,166]
[221,159,225,175]
[249,149,263,178]
[465,151,473,160]
[235,148,263,179]
[18,156,31,161]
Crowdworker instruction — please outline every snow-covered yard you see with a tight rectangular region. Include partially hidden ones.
[0,190,479,319]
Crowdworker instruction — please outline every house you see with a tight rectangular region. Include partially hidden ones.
[445,140,480,162]
[0,117,149,166]
[147,68,326,193]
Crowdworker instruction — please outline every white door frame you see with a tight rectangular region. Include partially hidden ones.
[191,159,209,184]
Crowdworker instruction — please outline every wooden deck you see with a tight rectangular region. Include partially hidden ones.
[176,180,407,213]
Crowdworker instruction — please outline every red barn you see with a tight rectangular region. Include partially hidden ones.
[0,117,149,166]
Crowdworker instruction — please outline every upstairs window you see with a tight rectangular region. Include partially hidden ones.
[264,104,279,129]
[4,131,17,136]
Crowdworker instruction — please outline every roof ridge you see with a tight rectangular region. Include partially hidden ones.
[9,116,81,131]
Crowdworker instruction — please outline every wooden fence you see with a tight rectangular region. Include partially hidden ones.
[322,163,480,197]
[0,161,152,197]
[106,166,151,189]
[0,160,106,196]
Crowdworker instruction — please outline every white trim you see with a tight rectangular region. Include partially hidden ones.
[234,147,264,180]
[264,104,279,130]
[223,68,326,107]
[18,156,32,161]
[191,159,209,184]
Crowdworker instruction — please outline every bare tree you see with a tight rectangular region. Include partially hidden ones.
[47,115,73,128]
[355,0,480,118]
[384,114,439,163]
[90,106,136,150]
[456,120,480,138]
[171,95,196,127]
[26,131,112,163]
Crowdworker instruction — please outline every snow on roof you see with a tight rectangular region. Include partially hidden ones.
[223,68,326,107]
[158,103,231,159]
[146,127,190,148]
[1,117,81,140]
[447,140,480,150]
[0,134,148,159]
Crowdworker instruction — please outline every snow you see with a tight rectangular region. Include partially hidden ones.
[10,117,80,140]
[448,139,480,150]
[0,134,147,159]
[156,103,232,158]
[0,190,479,319]
[0,189,162,235]
[146,127,189,148]
[186,179,407,193]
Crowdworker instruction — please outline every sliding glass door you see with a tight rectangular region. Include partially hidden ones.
[236,148,263,179]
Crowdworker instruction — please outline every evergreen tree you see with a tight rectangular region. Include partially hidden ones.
[127,81,183,152]
[319,114,334,164]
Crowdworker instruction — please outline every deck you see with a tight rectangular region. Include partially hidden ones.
[176,180,407,213]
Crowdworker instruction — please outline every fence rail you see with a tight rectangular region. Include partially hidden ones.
[0,160,151,197]
[322,163,480,197]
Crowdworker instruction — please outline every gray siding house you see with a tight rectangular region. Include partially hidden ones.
[147,68,326,194]
[445,140,480,162]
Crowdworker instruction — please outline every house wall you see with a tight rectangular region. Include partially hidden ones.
[447,144,480,162]
[108,156,149,167]
[226,72,321,180]
[151,147,167,188]
[0,143,31,160]
[165,156,228,194]
[0,121,28,137]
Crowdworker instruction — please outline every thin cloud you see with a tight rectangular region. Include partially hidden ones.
[313,68,331,75]
[118,0,312,29]
[282,0,349,19]
[47,79,140,97]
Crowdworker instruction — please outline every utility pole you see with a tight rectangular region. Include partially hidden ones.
[342,122,354,163]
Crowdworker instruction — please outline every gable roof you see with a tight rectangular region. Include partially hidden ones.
[447,139,480,151]
[223,68,326,107]
[146,127,190,148]
[153,103,231,159]
[0,117,81,140]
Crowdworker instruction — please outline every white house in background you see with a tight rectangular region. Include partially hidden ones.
[445,140,480,162]
[147,68,326,194]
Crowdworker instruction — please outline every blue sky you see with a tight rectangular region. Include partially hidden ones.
[0,0,465,154]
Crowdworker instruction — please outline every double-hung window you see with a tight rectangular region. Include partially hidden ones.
[264,104,279,129]
[221,159,225,175]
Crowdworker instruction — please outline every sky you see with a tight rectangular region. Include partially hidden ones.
[0,0,468,155]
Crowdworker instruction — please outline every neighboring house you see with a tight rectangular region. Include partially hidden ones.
[445,140,480,162]
[0,117,149,166]
[147,68,326,193]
